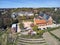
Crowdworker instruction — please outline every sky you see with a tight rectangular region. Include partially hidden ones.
[0,0,60,8]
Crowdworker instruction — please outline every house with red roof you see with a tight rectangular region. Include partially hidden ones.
[34,13,53,26]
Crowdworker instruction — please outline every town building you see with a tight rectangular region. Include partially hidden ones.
[34,12,54,30]
[11,23,21,33]
[34,13,53,26]
[18,11,34,16]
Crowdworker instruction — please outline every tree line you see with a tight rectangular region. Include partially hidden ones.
[0,8,60,29]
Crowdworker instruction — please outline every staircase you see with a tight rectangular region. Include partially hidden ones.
[16,36,47,45]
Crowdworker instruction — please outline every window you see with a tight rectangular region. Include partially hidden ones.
[43,28,45,30]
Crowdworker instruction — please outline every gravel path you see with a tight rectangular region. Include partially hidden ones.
[43,32,60,45]
[51,29,60,38]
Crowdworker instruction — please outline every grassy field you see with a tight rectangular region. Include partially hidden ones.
[0,29,18,45]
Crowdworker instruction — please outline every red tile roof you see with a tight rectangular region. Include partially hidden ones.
[35,19,47,24]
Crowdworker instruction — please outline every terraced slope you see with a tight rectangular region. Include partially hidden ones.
[16,36,48,45]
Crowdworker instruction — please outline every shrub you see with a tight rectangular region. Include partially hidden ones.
[37,30,45,36]
[21,34,42,39]
[32,25,38,31]
[47,26,60,32]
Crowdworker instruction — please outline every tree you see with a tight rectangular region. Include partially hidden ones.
[19,23,24,29]
[29,16,34,19]
[32,25,38,31]
[0,18,3,28]
[3,18,12,27]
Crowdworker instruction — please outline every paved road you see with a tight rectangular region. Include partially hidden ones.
[51,29,60,38]
[43,32,60,45]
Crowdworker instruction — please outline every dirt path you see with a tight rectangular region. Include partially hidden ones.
[43,32,60,45]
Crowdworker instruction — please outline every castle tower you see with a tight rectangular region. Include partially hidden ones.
[34,18,36,25]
